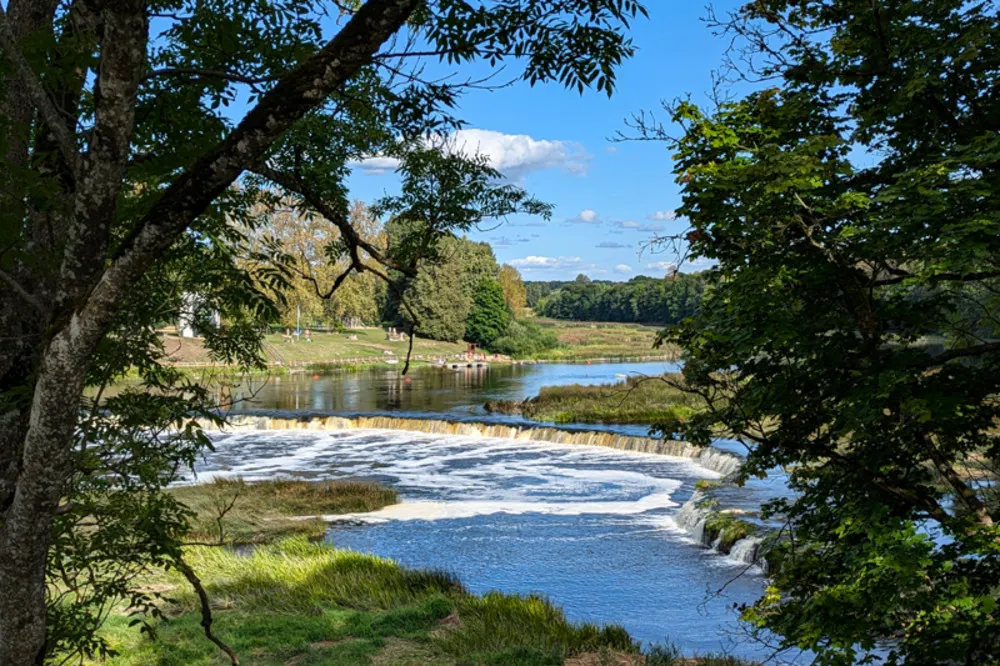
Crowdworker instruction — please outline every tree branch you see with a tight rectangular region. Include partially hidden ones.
[0,268,45,315]
[142,67,279,87]
[251,165,416,278]
[175,556,239,666]
[0,2,79,176]
[74,0,421,352]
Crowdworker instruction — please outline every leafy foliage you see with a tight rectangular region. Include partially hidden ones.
[0,0,645,662]
[639,1,1000,664]
[385,232,500,342]
[466,278,511,347]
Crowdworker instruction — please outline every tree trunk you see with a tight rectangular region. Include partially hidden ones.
[0,2,421,662]
[0,329,90,665]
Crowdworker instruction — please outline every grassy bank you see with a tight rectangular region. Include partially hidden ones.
[169,478,399,545]
[158,319,677,370]
[163,329,470,368]
[91,479,757,665]
[485,374,704,425]
[95,538,755,666]
[532,319,679,362]
[96,538,642,666]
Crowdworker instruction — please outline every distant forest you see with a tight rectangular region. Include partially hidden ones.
[528,273,708,325]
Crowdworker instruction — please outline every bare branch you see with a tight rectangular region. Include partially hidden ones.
[0,268,45,315]
[175,556,239,666]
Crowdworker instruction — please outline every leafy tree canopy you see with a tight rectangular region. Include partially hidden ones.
[0,1,645,663]
[635,1,1000,664]
[466,277,510,347]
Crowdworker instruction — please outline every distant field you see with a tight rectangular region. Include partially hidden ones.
[533,318,678,361]
[162,329,470,367]
[159,319,676,368]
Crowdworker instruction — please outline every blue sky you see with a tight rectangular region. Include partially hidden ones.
[344,2,746,281]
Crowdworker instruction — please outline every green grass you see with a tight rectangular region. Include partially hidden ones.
[92,538,643,666]
[160,329,469,369]
[157,320,679,373]
[169,479,398,545]
[262,330,469,365]
[530,319,679,362]
[90,482,758,666]
[703,513,757,554]
[485,374,705,425]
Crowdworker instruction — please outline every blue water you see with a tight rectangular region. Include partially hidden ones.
[195,424,777,659]
[225,361,681,427]
[185,361,803,660]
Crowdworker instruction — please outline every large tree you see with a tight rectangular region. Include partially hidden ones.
[0,1,645,663]
[466,277,510,346]
[637,1,1000,664]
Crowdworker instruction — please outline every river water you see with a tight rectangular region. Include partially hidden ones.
[190,362,791,660]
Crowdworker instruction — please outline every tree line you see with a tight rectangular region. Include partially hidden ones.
[259,205,553,355]
[531,273,707,325]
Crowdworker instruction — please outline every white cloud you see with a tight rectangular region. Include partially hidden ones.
[614,264,633,274]
[606,146,619,154]
[647,261,678,273]
[569,209,601,224]
[509,255,597,273]
[597,240,629,249]
[352,155,399,175]
[617,220,662,233]
[353,129,590,178]
[647,210,677,221]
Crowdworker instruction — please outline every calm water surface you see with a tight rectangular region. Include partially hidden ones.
[226,361,681,422]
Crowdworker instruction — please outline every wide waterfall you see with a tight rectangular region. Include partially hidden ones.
[199,414,743,476]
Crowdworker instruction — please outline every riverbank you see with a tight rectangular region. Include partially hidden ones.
[156,320,679,372]
[94,479,756,666]
[484,374,702,425]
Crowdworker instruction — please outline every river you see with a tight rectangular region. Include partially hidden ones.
[188,362,793,660]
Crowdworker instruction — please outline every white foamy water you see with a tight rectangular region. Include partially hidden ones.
[184,428,788,658]
[190,428,715,522]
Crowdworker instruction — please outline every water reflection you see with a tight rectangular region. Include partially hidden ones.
[226,361,680,417]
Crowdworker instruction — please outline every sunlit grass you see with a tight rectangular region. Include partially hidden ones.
[486,374,704,425]
[169,478,398,545]
[93,538,645,666]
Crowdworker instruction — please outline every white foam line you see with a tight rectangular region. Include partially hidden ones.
[322,491,679,523]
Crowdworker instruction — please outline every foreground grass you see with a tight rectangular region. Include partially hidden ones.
[94,481,757,665]
[95,538,642,666]
[486,374,704,425]
[169,479,398,545]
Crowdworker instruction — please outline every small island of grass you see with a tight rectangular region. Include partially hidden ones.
[485,374,704,425]
[169,478,400,545]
